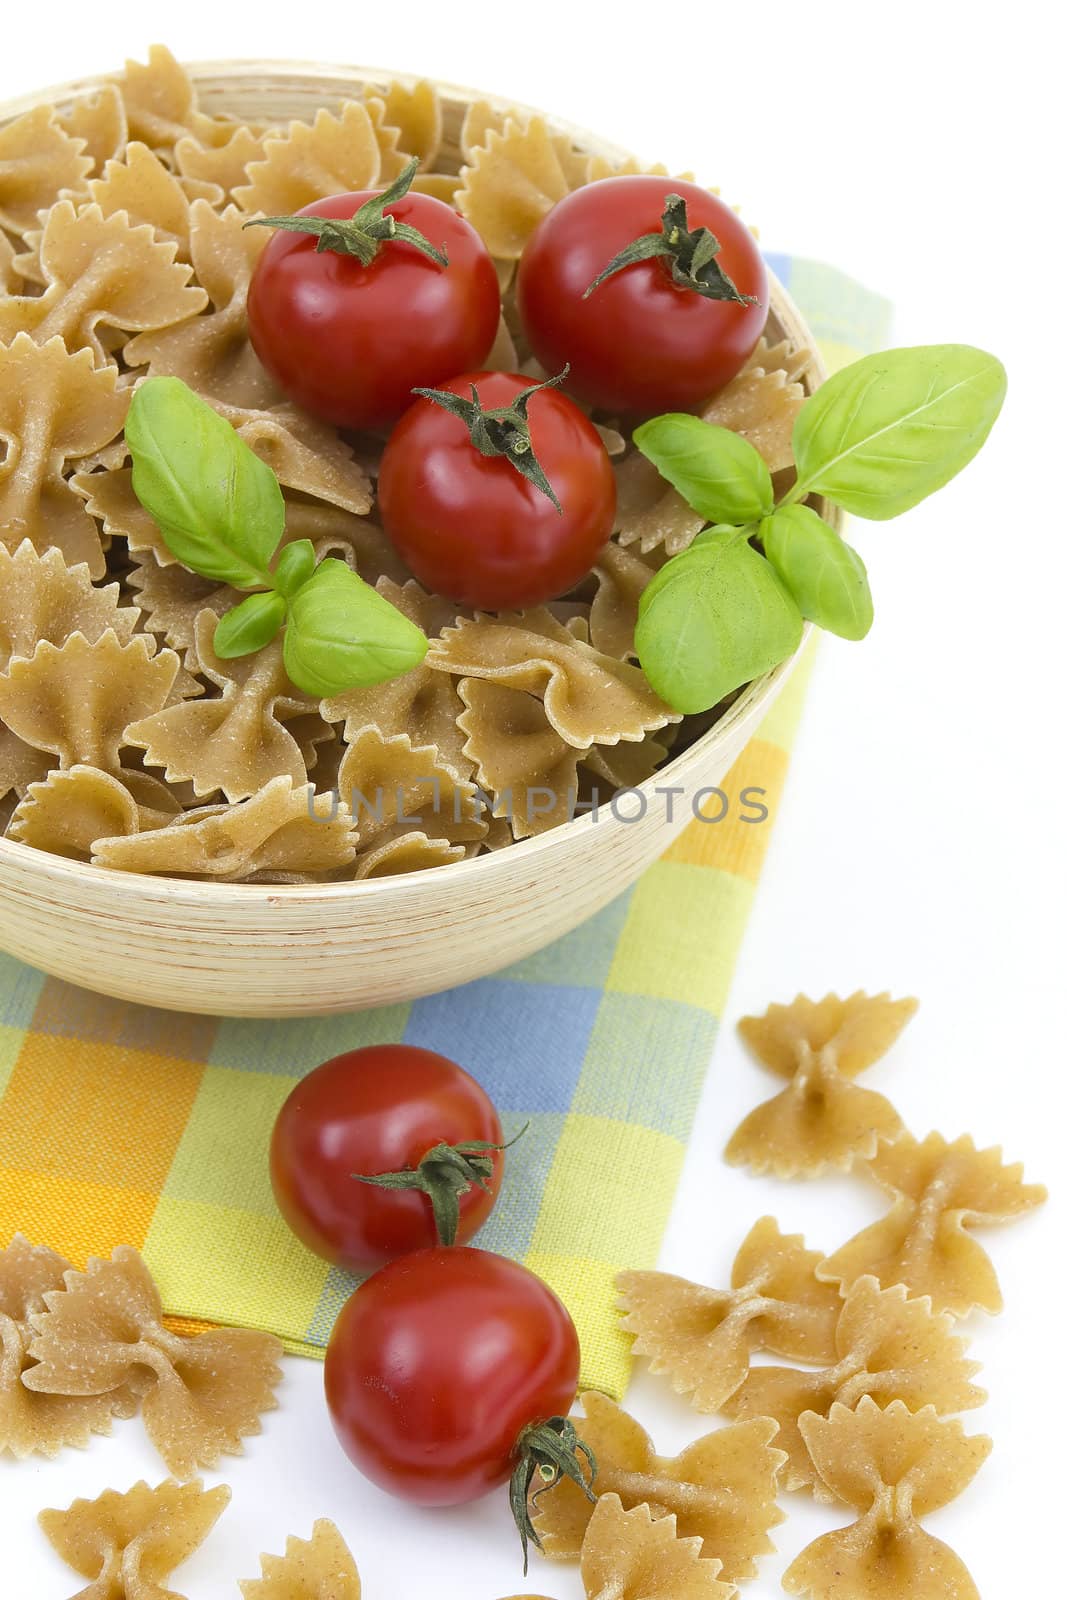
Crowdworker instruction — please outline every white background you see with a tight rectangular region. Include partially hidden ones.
[3,3,1062,1594]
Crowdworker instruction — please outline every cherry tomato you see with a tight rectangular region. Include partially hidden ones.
[516,176,768,414]
[324,1247,580,1506]
[269,1044,504,1273]
[377,370,616,609]
[247,187,500,429]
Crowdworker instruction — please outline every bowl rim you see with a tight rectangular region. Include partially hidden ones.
[0,61,825,907]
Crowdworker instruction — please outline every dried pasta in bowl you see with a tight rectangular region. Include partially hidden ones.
[0,46,820,889]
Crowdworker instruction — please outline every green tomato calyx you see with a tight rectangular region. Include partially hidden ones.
[412,369,571,512]
[510,1415,597,1574]
[244,158,449,268]
[352,1124,527,1249]
[584,192,759,304]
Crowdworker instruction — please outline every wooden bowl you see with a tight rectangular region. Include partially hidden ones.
[0,62,834,1017]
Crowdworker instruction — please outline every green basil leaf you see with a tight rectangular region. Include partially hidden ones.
[284,559,428,696]
[213,591,288,659]
[792,344,1006,519]
[126,377,285,586]
[635,530,803,714]
[272,538,317,598]
[633,414,774,525]
[761,504,873,640]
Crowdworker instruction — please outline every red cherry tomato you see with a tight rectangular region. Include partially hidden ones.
[247,190,500,429]
[324,1247,580,1506]
[378,370,616,609]
[269,1044,504,1273]
[516,176,768,414]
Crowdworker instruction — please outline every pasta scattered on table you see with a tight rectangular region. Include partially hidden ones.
[239,1518,363,1599]
[617,1216,840,1412]
[817,1131,1048,1316]
[39,1478,231,1600]
[726,991,917,1178]
[0,1234,140,1458]
[580,1495,735,1600]
[782,1399,991,1600]
[531,1391,785,1584]
[23,1244,283,1476]
[721,1275,985,1494]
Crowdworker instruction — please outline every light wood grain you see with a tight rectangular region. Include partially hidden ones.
[0,63,836,1016]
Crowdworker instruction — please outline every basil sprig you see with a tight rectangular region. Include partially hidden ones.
[634,343,1006,713]
[126,378,427,697]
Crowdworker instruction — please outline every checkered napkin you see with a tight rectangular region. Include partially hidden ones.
[0,261,889,1397]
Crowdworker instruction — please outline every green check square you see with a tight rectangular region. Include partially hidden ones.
[145,1194,328,1334]
[573,993,716,1140]
[163,1065,296,1217]
[530,1116,683,1264]
[0,1024,23,1099]
[607,861,753,1011]
[211,1005,410,1075]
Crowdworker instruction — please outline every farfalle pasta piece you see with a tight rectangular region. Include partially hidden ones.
[0,541,138,669]
[128,552,235,667]
[782,1400,991,1600]
[124,200,278,408]
[25,1244,282,1476]
[457,117,590,258]
[70,463,170,562]
[0,630,178,775]
[84,140,194,253]
[726,992,917,1178]
[722,1276,985,1495]
[589,541,659,660]
[176,124,269,197]
[617,1217,840,1412]
[8,766,148,861]
[39,1478,231,1600]
[744,334,816,388]
[233,102,382,216]
[457,678,581,838]
[428,612,679,749]
[220,402,374,517]
[239,1519,362,1599]
[581,1496,735,1600]
[95,777,357,881]
[58,84,129,172]
[614,449,704,559]
[818,1132,1047,1316]
[370,79,442,170]
[117,44,217,154]
[321,579,469,770]
[125,612,308,801]
[339,727,487,877]
[702,363,807,475]
[533,1392,784,1583]
[0,726,51,805]
[583,732,670,793]
[0,103,92,235]
[0,334,129,574]
[0,202,207,365]
[1,1234,140,1458]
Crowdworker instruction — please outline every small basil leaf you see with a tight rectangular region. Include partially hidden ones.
[761,504,873,640]
[213,591,288,659]
[635,529,803,714]
[633,414,774,525]
[283,559,428,696]
[272,539,317,598]
[792,344,1006,519]
[126,376,285,586]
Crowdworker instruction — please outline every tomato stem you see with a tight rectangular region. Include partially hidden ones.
[510,1415,597,1574]
[584,193,760,305]
[411,371,570,512]
[352,1124,527,1248]
[243,159,449,268]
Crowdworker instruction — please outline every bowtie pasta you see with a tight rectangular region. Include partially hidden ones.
[0,46,812,882]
